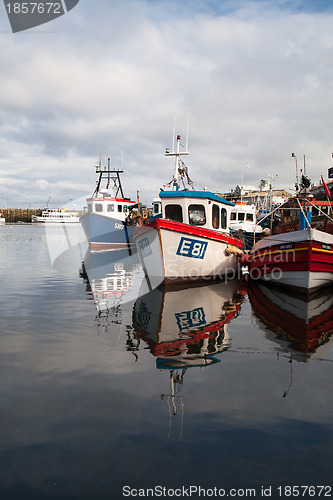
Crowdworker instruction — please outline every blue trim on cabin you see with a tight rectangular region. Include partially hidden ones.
[159,190,235,206]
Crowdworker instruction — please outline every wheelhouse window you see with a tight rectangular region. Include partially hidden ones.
[212,204,220,229]
[238,212,245,221]
[230,212,236,221]
[246,213,254,222]
[153,202,161,215]
[188,204,206,226]
[123,205,128,212]
[118,205,122,213]
[95,203,103,212]
[107,204,114,212]
[87,204,93,213]
[165,204,183,223]
[221,208,227,229]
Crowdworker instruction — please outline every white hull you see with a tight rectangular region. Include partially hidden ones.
[135,221,241,288]
[257,270,333,289]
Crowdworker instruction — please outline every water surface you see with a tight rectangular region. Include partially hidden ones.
[0,225,332,499]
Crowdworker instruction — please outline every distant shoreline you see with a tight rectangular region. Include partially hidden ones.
[0,209,84,223]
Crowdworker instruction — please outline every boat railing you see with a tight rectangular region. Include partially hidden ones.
[257,196,333,233]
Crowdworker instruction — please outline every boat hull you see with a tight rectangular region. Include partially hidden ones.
[134,218,242,287]
[80,212,135,252]
[248,228,333,291]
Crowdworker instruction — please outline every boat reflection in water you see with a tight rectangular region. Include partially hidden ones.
[132,278,246,437]
[248,280,333,361]
[80,248,141,331]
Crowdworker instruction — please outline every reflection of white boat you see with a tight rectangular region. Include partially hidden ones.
[248,280,333,360]
[132,279,244,368]
[80,157,137,252]
[32,209,80,223]
[134,133,243,287]
[80,247,141,314]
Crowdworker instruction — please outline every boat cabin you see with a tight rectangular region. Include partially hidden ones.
[152,197,162,217]
[159,190,234,233]
[86,190,136,222]
[230,203,256,224]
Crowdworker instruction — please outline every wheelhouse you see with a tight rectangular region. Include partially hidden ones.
[86,190,136,221]
[230,203,256,223]
[159,191,234,233]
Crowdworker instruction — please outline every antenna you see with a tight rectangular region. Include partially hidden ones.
[172,113,176,153]
[185,112,190,152]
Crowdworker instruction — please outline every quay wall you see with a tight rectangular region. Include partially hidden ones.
[0,208,42,223]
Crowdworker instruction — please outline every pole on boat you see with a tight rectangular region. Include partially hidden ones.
[136,190,142,225]
[291,153,299,195]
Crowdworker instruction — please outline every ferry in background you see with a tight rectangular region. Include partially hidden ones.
[32,209,80,223]
[134,133,243,287]
[80,156,137,252]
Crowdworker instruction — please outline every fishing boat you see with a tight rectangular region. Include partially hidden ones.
[0,213,5,225]
[230,201,263,249]
[31,209,80,223]
[247,202,333,291]
[80,156,137,252]
[247,170,333,291]
[134,134,243,287]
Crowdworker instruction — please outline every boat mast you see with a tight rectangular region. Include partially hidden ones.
[164,134,190,190]
[93,154,125,198]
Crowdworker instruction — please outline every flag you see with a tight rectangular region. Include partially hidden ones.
[321,176,331,198]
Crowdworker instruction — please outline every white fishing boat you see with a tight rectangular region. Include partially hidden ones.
[80,157,137,252]
[31,209,80,223]
[134,133,243,287]
[230,201,263,249]
[0,213,5,225]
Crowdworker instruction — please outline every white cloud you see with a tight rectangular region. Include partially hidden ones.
[1,1,333,207]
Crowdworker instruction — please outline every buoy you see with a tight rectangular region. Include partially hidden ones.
[226,245,244,258]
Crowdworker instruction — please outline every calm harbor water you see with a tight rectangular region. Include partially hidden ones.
[0,225,332,500]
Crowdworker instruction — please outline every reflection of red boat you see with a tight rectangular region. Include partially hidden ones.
[132,279,244,368]
[248,279,333,356]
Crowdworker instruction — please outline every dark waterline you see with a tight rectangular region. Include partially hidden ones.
[0,225,332,500]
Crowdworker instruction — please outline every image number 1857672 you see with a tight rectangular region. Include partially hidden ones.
[3,0,80,33]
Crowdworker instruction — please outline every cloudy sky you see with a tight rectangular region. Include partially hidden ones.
[1,0,333,208]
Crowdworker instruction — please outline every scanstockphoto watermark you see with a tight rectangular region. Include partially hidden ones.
[122,485,258,497]
[3,0,80,33]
